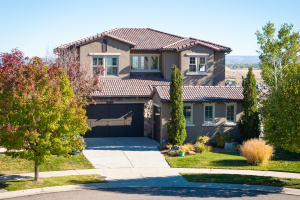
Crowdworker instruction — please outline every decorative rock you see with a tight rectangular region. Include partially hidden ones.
[170,145,179,151]
[231,142,238,146]
[224,143,236,151]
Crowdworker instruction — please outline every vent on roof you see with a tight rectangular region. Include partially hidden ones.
[102,39,108,52]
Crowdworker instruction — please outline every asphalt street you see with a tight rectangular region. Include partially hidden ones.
[7,187,300,200]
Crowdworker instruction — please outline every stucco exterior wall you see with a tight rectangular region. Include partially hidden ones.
[161,51,180,81]
[159,101,243,143]
[79,37,131,79]
[179,45,226,86]
[213,52,226,86]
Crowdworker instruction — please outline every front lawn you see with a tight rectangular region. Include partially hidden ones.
[0,154,94,176]
[165,148,300,173]
[181,173,300,189]
[0,174,105,191]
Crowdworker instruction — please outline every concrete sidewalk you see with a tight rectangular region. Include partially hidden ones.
[1,168,300,199]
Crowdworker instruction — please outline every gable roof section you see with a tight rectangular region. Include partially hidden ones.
[91,73,170,98]
[55,28,231,52]
[153,85,243,102]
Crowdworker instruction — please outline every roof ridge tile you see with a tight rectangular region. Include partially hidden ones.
[162,37,189,48]
[146,28,184,40]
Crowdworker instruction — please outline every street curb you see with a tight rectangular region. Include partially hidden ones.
[0,182,299,199]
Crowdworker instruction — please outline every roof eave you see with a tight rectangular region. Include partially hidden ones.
[161,99,243,103]
[91,95,150,98]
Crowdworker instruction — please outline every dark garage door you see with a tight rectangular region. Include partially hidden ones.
[85,104,144,137]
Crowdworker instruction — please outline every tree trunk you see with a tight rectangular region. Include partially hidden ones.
[274,60,278,91]
[35,165,39,181]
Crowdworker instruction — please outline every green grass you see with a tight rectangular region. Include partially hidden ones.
[181,173,300,189]
[0,154,94,176]
[0,174,105,191]
[165,148,300,173]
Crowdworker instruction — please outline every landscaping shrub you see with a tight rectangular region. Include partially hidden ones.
[240,138,274,166]
[163,142,173,149]
[194,142,212,153]
[168,150,178,157]
[197,136,210,145]
[215,131,231,148]
[236,144,242,151]
[182,143,194,152]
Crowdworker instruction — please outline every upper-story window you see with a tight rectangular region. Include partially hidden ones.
[131,55,159,71]
[106,57,118,76]
[92,56,118,76]
[188,56,207,74]
[93,57,103,74]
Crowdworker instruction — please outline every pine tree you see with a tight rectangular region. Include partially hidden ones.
[167,65,186,145]
[237,67,260,140]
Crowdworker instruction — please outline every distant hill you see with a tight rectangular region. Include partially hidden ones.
[225,56,262,85]
[225,55,260,65]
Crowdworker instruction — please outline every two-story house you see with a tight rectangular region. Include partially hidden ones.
[55,28,243,144]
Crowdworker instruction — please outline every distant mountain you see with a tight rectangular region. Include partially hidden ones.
[225,56,260,65]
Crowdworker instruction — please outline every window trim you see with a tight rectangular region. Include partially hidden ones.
[186,56,208,75]
[91,55,119,77]
[183,104,195,126]
[203,103,216,126]
[130,54,160,72]
[225,103,237,125]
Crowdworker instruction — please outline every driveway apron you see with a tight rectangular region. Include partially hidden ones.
[83,137,170,168]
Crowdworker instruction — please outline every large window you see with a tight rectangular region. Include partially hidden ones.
[203,104,215,126]
[92,56,118,76]
[106,57,118,76]
[131,56,139,70]
[93,57,103,74]
[131,55,159,71]
[183,104,193,125]
[141,56,148,70]
[188,56,207,74]
[150,56,158,70]
[226,104,236,123]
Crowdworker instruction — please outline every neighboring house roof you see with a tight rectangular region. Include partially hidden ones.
[55,28,231,52]
[152,85,243,102]
[91,73,170,98]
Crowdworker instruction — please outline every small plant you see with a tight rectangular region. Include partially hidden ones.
[236,144,242,151]
[240,138,274,166]
[163,142,173,149]
[182,143,194,152]
[194,142,212,153]
[215,131,231,148]
[178,148,186,153]
[167,151,178,157]
[197,136,210,145]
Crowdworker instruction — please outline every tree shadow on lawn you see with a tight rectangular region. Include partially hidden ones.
[0,182,9,190]
[210,159,249,168]
[272,148,300,161]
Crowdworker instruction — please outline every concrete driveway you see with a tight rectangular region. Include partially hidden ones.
[83,137,170,169]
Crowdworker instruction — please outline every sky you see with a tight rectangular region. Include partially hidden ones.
[1,0,300,58]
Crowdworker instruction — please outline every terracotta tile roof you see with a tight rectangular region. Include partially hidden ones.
[153,85,243,101]
[55,28,231,52]
[91,73,170,98]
